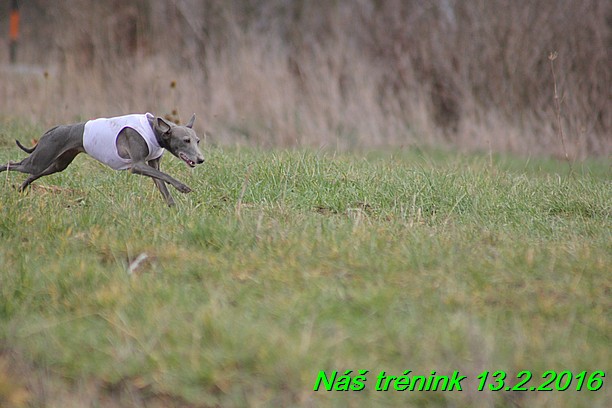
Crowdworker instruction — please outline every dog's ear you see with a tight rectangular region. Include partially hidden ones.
[155,117,173,134]
[186,114,196,129]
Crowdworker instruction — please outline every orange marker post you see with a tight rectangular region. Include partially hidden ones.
[9,0,20,63]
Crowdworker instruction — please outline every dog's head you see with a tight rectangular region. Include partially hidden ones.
[149,114,204,168]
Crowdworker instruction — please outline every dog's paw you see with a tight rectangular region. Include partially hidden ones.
[176,184,192,193]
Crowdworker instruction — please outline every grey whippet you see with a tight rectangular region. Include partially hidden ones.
[0,113,204,206]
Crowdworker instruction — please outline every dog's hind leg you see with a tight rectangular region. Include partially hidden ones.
[0,160,35,174]
[18,149,81,191]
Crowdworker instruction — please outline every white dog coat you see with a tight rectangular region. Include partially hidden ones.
[83,113,164,170]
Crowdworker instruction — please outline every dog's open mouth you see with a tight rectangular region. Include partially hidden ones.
[179,152,196,168]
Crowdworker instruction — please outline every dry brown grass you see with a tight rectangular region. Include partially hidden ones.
[0,0,609,158]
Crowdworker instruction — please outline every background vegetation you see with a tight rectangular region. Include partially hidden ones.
[0,0,610,157]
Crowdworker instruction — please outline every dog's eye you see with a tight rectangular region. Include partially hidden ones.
[196,139,200,144]
[184,138,190,143]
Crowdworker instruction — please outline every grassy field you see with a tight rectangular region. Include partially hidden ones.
[0,124,610,407]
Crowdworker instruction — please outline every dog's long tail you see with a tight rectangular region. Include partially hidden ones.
[15,139,36,153]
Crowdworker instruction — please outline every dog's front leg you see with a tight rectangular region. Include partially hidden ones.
[130,161,192,193]
[118,127,192,198]
[147,157,175,206]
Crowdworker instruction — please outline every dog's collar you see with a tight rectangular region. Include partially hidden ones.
[145,113,170,151]
[155,133,170,150]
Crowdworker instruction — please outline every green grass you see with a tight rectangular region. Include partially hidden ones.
[0,129,610,407]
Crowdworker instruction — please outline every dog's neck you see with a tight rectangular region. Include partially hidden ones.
[151,126,171,151]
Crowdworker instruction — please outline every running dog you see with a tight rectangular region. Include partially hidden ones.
[0,113,204,206]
